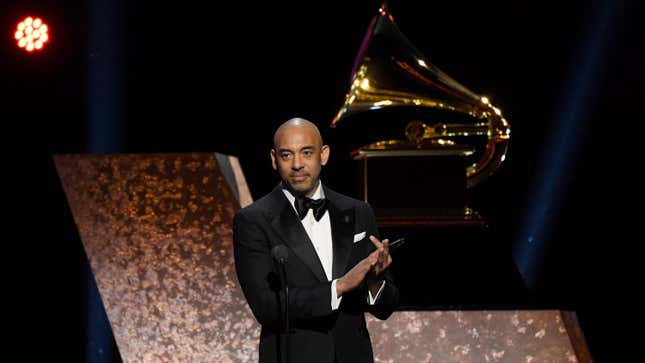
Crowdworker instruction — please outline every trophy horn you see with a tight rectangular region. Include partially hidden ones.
[331,2,510,188]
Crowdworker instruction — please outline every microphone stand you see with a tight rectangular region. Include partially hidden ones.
[277,261,290,363]
[272,245,290,363]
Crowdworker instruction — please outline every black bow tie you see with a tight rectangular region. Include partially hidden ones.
[295,196,329,221]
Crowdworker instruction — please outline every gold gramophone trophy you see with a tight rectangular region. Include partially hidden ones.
[331,3,510,222]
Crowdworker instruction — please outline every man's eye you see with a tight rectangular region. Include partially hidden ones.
[303,151,312,156]
[281,153,292,159]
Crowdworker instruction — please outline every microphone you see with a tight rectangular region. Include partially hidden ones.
[271,244,289,265]
[271,245,290,363]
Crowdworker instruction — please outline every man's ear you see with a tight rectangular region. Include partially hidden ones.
[270,149,277,170]
[321,145,330,166]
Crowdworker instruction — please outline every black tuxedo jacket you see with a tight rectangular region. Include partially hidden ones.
[233,185,398,363]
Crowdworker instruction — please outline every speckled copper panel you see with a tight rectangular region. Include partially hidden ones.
[366,310,591,363]
[54,153,260,362]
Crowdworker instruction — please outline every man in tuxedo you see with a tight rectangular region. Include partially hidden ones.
[233,118,399,363]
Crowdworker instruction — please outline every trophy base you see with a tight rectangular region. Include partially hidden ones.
[353,149,475,220]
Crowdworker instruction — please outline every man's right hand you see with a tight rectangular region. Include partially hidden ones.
[336,247,380,297]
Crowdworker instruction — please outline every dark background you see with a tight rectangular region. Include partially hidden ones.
[2,0,643,361]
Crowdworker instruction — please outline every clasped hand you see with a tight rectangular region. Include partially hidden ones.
[336,235,392,297]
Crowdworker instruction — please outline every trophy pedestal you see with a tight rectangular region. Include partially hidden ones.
[353,148,478,222]
[353,149,526,307]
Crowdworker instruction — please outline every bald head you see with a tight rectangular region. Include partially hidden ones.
[270,117,330,197]
[273,118,323,150]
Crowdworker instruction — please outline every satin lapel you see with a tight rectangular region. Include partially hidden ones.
[268,189,328,283]
[328,196,355,280]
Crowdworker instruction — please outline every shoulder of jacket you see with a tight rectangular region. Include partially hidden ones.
[325,187,370,210]
[235,191,278,218]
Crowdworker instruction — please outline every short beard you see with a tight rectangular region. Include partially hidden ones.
[281,179,319,197]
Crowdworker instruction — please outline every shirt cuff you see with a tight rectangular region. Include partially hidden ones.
[367,281,386,305]
[331,279,343,310]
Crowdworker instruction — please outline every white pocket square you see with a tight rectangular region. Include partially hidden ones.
[353,231,366,243]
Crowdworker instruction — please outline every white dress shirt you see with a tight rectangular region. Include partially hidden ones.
[282,182,384,310]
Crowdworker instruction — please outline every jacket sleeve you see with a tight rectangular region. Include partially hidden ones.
[233,210,334,329]
[363,204,399,320]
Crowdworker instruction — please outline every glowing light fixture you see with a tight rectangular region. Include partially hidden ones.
[15,16,49,52]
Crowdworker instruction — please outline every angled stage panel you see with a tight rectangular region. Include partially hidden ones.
[55,153,258,362]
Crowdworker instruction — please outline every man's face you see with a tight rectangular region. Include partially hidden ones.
[271,126,329,197]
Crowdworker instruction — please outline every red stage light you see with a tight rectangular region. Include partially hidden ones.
[15,16,49,52]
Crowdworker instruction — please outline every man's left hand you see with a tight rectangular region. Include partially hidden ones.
[367,235,392,295]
